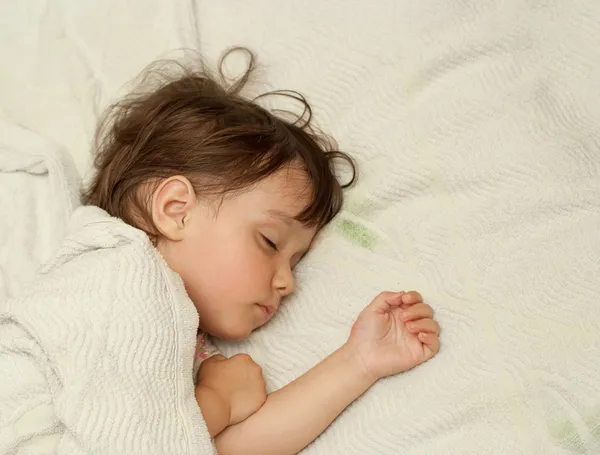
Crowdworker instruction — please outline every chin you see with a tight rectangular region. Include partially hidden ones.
[198,314,252,341]
[217,332,251,342]
[210,325,252,341]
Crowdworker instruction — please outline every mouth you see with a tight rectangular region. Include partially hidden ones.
[256,303,275,320]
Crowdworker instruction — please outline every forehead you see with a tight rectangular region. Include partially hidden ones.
[249,167,312,214]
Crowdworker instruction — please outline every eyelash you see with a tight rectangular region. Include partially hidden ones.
[261,234,278,252]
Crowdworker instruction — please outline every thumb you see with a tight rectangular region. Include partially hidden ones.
[369,291,405,311]
[419,332,440,361]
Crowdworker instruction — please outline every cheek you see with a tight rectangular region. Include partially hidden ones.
[220,235,271,284]
[236,253,275,296]
[172,227,273,339]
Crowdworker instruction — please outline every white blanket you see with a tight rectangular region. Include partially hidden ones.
[1,0,600,454]
[199,2,600,454]
[0,120,80,304]
[0,206,214,454]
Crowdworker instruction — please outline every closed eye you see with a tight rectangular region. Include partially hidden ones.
[261,234,278,251]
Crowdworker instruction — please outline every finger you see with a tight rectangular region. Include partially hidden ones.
[203,354,227,363]
[401,291,423,305]
[401,303,433,322]
[419,332,440,359]
[370,291,406,311]
[406,318,440,335]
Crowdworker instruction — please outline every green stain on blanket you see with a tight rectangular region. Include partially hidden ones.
[336,219,378,250]
[544,401,600,452]
[585,407,600,441]
[548,417,585,453]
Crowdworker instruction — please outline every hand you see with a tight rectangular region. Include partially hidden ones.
[348,291,441,381]
[196,354,267,427]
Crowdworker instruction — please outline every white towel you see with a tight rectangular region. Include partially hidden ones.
[0,205,215,455]
[0,119,80,304]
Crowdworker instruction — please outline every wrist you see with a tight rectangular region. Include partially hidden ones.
[195,384,231,437]
[336,342,379,388]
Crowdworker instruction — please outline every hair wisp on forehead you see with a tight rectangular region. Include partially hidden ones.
[83,47,356,238]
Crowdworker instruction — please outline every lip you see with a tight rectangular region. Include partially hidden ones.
[256,303,275,319]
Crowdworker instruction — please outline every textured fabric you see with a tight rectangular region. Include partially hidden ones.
[0,207,215,455]
[2,1,600,454]
[0,119,81,304]
[198,2,600,454]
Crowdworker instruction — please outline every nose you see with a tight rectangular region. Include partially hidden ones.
[273,262,296,297]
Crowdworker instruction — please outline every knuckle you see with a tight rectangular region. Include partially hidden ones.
[236,353,252,362]
[232,354,253,368]
[409,291,423,300]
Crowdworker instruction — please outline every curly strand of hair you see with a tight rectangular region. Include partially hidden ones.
[82,46,357,237]
[218,46,256,95]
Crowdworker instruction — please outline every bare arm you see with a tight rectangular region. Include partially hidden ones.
[195,353,267,438]
[195,385,230,437]
[215,290,442,455]
[215,344,374,455]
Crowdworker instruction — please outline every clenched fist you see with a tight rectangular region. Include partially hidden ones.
[195,353,267,436]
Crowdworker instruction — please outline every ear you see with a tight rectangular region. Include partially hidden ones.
[151,176,197,241]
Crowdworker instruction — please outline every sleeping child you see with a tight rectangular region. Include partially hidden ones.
[0,48,440,455]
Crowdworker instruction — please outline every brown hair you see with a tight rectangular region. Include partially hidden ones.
[82,48,355,238]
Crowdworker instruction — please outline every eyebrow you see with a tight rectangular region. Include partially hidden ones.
[266,209,296,225]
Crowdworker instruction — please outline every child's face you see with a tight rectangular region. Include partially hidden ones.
[158,167,317,340]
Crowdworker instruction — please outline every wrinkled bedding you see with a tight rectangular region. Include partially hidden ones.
[1,1,599,454]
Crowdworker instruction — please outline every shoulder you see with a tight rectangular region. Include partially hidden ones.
[41,206,151,270]
[4,206,199,366]
[6,206,181,323]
